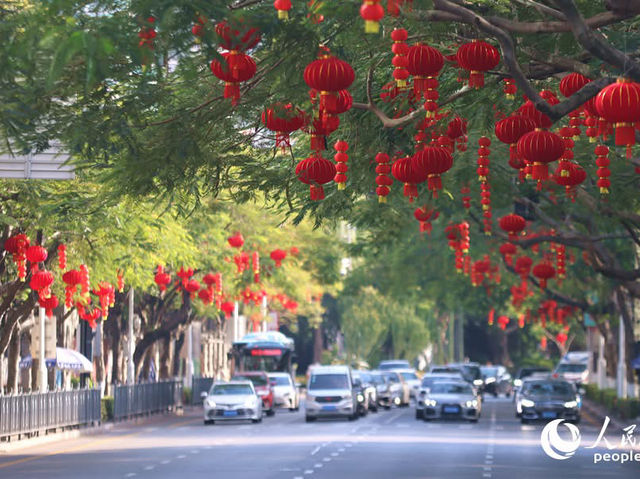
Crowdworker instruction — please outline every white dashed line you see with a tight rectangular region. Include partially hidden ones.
[314,463,323,468]
[125,474,136,478]
[161,460,170,465]
[190,450,199,454]
[330,452,339,457]
[483,474,492,478]
[177,454,186,459]
[304,470,314,475]
[338,447,345,452]
[322,457,332,462]
[144,466,154,471]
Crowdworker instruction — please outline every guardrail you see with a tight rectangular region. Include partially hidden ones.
[0,389,101,441]
[113,380,183,421]
[191,377,215,405]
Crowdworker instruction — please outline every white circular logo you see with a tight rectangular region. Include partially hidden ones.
[540,419,581,460]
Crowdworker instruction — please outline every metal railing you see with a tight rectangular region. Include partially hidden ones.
[113,380,183,421]
[191,377,215,405]
[0,389,101,440]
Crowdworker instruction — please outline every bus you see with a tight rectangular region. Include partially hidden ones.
[230,331,296,376]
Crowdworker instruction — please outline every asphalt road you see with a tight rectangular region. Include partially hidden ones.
[0,397,638,479]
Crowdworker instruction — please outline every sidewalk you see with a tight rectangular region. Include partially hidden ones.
[0,405,197,454]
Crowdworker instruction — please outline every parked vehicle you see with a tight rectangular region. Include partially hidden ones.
[416,373,466,419]
[305,365,358,422]
[384,370,410,407]
[369,370,393,409]
[394,368,421,398]
[421,380,481,422]
[480,365,513,397]
[267,372,299,411]
[378,359,411,371]
[355,370,379,412]
[232,371,276,416]
[202,381,263,424]
[519,379,580,424]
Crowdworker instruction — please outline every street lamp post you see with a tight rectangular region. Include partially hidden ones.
[38,306,47,392]
[127,287,135,385]
[617,314,627,399]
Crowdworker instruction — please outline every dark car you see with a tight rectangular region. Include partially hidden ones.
[369,370,392,409]
[448,363,484,392]
[232,371,275,416]
[480,365,513,397]
[513,367,551,393]
[519,379,580,424]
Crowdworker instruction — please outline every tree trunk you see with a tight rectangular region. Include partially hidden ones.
[173,332,185,377]
[313,326,323,363]
[159,335,171,379]
[6,324,19,393]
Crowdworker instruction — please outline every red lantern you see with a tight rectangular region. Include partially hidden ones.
[58,244,66,270]
[333,140,349,190]
[446,117,467,140]
[270,249,287,267]
[532,262,555,290]
[39,294,59,319]
[559,73,591,98]
[517,129,565,188]
[274,0,292,20]
[214,21,261,52]
[210,52,256,106]
[497,315,509,331]
[261,103,306,150]
[221,301,235,319]
[499,243,517,266]
[554,162,586,201]
[503,78,516,100]
[411,146,452,198]
[185,279,200,298]
[4,233,29,281]
[191,16,206,40]
[393,154,427,202]
[498,213,526,241]
[375,152,393,202]
[198,288,214,305]
[360,0,384,33]
[456,40,500,88]
[154,266,171,293]
[116,269,124,293]
[304,48,355,115]
[228,233,245,248]
[391,28,409,88]
[30,270,54,300]
[515,256,533,281]
[461,185,471,209]
[26,245,47,272]
[477,136,491,183]
[296,154,336,201]
[595,145,611,195]
[406,43,443,115]
[494,115,536,167]
[62,269,82,307]
[595,78,640,158]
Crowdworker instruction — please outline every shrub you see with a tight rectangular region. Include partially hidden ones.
[182,387,192,405]
[101,396,114,421]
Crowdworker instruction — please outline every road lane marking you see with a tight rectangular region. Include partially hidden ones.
[322,457,331,462]
[311,446,322,455]
[483,474,492,478]
[330,452,338,457]
[125,474,136,478]
[483,466,491,471]
[314,463,323,468]
[177,454,186,459]
[161,460,170,465]
[0,416,198,470]
[338,447,345,452]
[144,465,155,471]
[190,450,199,454]
[304,470,314,475]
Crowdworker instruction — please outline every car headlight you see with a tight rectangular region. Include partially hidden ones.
[485,377,496,384]
[520,398,535,408]
[424,399,437,407]
[473,379,483,386]
[206,399,216,408]
[564,400,578,408]
[357,394,364,402]
[513,379,522,387]
[465,400,478,408]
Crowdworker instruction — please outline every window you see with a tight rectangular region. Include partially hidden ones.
[555,364,586,373]
[270,376,291,386]
[524,382,573,395]
[429,383,472,395]
[400,372,418,381]
[309,374,349,390]
[233,375,268,386]
[211,384,253,395]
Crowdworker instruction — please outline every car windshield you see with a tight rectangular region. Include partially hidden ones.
[385,373,399,383]
[359,372,372,383]
[431,367,459,375]
[422,376,458,387]
[555,363,587,373]
[379,361,410,370]
[524,382,573,396]
[211,384,253,395]
[481,367,498,377]
[233,375,268,386]
[369,374,386,385]
[519,368,550,379]
[460,365,481,381]
[400,372,418,381]
[309,374,349,390]
[430,383,472,395]
[270,376,291,386]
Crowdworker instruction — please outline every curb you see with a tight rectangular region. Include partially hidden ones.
[581,398,631,431]
[0,422,111,454]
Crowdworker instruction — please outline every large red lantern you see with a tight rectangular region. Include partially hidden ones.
[39,294,59,319]
[498,213,526,241]
[595,78,640,158]
[411,146,453,198]
[270,249,287,267]
[456,40,500,88]
[360,0,385,33]
[210,52,256,106]
[185,279,201,298]
[559,73,591,98]
[533,262,555,290]
[221,300,235,319]
[517,129,565,188]
[304,48,355,114]
[413,205,438,234]
[392,154,427,202]
[26,245,47,272]
[296,154,337,201]
[406,43,443,114]
[517,93,559,130]
[30,270,54,300]
[494,115,536,166]
[261,103,306,150]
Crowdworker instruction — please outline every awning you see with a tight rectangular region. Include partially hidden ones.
[20,347,93,372]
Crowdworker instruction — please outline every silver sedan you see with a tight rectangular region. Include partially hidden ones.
[421,381,481,422]
[202,381,263,424]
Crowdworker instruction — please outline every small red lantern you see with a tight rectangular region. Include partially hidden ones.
[499,243,517,266]
[4,233,29,281]
[461,185,471,209]
[393,154,427,202]
[595,145,611,195]
[497,315,509,331]
[517,129,565,188]
[117,269,124,293]
[221,301,235,319]
[360,0,384,33]
[26,245,47,272]
[476,136,491,183]
[39,294,59,319]
[498,213,526,241]
[554,162,586,201]
[503,78,516,100]
[185,279,200,298]
[58,244,67,270]
[192,16,206,40]
[214,21,261,52]
[210,52,257,106]
[413,206,438,234]
[295,154,336,201]
[274,0,292,20]
[375,152,392,202]
[154,266,172,293]
[391,28,409,88]
[333,140,349,190]
[456,40,500,89]
[30,270,54,300]
[515,256,533,281]
[532,262,555,290]
[494,115,536,167]
[228,233,245,248]
[595,78,640,158]
[270,249,287,267]
[198,288,214,305]
[261,103,306,151]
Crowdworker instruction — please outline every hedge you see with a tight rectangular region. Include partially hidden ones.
[584,384,640,420]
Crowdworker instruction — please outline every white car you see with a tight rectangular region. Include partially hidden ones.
[416,373,466,419]
[268,372,299,411]
[305,365,358,422]
[394,368,421,398]
[202,381,263,424]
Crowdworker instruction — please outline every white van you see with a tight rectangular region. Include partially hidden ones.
[554,351,590,386]
[305,365,358,422]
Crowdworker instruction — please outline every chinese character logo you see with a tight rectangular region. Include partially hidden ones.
[541,419,582,460]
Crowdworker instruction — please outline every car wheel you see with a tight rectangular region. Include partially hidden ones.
[384,405,391,410]
[305,416,316,423]
[505,392,511,398]
[469,418,478,423]
[252,417,262,423]
[571,417,581,424]
[521,418,529,425]
[203,419,214,425]
[415,409,424,420]
[371,405,378,413]
[289,407,296,412]
[266,408,276,417]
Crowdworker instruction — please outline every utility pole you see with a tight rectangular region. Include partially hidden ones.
[38,307,47,392]
[127,287,135,385]
[185,323,194,389]
[617,314,627,398]
[597,333,606,389]
[456,311,464,362]
[448,314,455,363]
